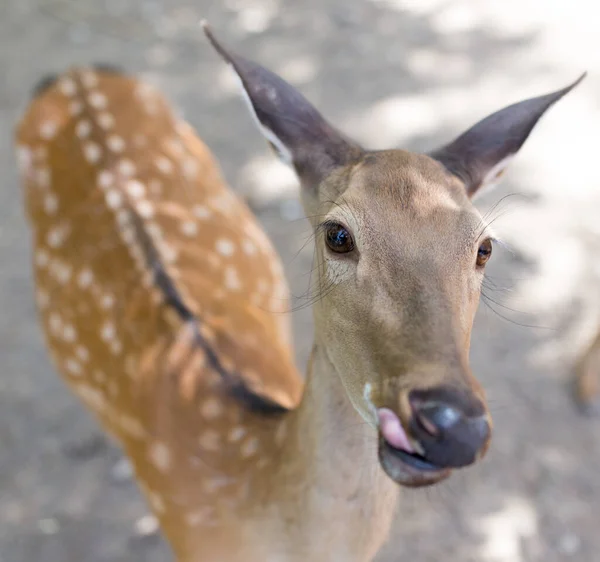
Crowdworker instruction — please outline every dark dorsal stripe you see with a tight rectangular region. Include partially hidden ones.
[128,208,288,416]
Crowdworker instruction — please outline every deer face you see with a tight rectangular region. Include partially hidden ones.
[204,24,583,487]
[312,151,492,486]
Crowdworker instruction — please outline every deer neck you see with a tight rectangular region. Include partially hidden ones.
[263,342,399,559]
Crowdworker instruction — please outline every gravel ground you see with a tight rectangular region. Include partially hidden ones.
[1,1,599,561]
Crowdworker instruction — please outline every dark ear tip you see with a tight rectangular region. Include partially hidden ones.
[560,71,587,96]
[570,71,587,89]
[201,20,235,65]
[200,19,213,40]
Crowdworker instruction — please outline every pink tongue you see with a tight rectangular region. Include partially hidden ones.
[378,408,415,453]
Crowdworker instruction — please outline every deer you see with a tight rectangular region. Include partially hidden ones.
[575,333,600,415]
[15,22,584,562]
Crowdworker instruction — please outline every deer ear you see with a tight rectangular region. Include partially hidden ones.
[202,22,363,189]
[429,74,586,198]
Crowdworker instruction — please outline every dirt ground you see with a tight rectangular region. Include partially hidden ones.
[1,1,599,561]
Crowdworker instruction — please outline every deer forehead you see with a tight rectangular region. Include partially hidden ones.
[323,151,483,249]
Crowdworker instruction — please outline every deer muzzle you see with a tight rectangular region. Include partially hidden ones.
[376,385,491,487]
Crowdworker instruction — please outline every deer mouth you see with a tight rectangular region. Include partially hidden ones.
[377,408,451,487]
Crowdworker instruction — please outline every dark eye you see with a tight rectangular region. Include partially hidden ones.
[324,222,355,254]
[476,238,493,267]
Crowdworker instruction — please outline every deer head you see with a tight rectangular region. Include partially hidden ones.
[204,24,584,487]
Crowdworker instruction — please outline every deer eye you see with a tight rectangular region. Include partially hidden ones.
[324,222,355,254]
[476,238,493,267]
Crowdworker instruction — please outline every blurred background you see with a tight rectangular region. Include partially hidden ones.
[2,0,599,560]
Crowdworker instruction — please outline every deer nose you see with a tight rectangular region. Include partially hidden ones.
[408,387,491,468]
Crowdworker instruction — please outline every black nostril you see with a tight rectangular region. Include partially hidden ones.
[417,403,462,436]
[409,391,491,468]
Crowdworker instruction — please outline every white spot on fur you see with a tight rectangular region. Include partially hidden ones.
[181,221,198,237]
[97,170,114,190]
[155,156,173,174]
[148,491,166,514]
[16,145,32,175]
[65,358,83,376]
[76,345,89,362]
[49,313,61,334]
[43,193,58,214]
[240,436,259,458]
[35,249,50,268]
[80,71,98,88]
[118,415,147,439]
[148,442,172,473]
[47,225,69,248]
[106,190,123,209]
[76,120,92,139]
[135,200,154,218]
[59,77,77,96]
[77,268,94,288]
[193,205,211,220]
[228,426,246,443]
[216,238,235,257]
[40,121,58,140]
[107,134,126,153]
[126,179,145,198]
[116,209,130,228]
[224,266,241,291]
[118,159,136,177]
[62,323,77,342]
[97,112,115,130]
[88,91,107,109]
[51,260,72,284]
[77,385,107,412]
[101,294,115,309]
[101,321,116,342]
[83,141,102,164]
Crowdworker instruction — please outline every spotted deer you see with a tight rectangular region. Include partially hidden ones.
[15,23,584,562]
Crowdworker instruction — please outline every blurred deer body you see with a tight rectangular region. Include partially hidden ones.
[575,332,600,415]
[16,67,396,561]
[16,26,583,562]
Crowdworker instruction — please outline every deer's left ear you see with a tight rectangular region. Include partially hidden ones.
[429,74,586,198]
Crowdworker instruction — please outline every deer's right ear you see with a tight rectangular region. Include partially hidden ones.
[202,23,363,190]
